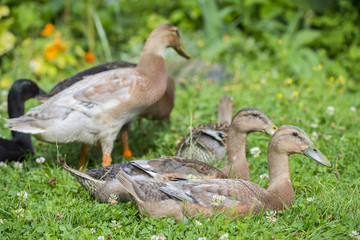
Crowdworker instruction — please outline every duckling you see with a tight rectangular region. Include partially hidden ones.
[36,60,175,169]
[116,125,332,220]
[6,24,190,167]
[0,79,45,161]
[63,107,276,202]
[176,96,234,164]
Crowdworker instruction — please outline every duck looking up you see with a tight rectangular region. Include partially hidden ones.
[6,24,190,167]
[115,125,332,220]
[0,79,45,161]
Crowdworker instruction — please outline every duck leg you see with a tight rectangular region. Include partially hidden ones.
[78,144,90,170]
[102,154,112,167]
[120,124,132,158]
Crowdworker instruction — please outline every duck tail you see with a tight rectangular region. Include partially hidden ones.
[5,118,45,134]
[115,168,144,204]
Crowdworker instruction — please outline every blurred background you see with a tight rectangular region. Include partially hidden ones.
[0,0,360,90]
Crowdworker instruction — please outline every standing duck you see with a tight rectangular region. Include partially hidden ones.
[63,107,276,202]
[176,96,234,164]
[115,125,332,220]
[6,24,190,167]
[36,60,175,169]
[0,79,45,161]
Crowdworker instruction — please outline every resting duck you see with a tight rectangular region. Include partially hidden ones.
[176,96,234,164]
[63,107,276,202]
[36,61,175,169]
[6,24,190,167]
[0,79,45,161]
[116,125,332,221]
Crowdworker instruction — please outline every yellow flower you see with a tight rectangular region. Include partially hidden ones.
[222,34,230,41]
[41,23,54,36]
[277,93,283,99]
[277,39,283,45]
[285,78,293,85]
[0,76,11,88]
[318,64,323,70]
[329,76,335,82]
[312,66,317,71]
[307,87,312,92]
[293,91,299,97]
[197,40,204,48]
[337,88,343,93]
[260,79,266,85]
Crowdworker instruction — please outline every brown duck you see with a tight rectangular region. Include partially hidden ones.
[176,96,234,164]
[37,61,175,169]
[116,125,332,221]
[63,107,276,203]
[6,24,190,168]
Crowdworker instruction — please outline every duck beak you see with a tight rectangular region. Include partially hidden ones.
[304,144,332,167]
[174,43,191,59]
[262,122,278,136]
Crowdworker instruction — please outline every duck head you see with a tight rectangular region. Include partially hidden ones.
[269,125,332,167]
[149,24,191,59]
[230,107,278,135]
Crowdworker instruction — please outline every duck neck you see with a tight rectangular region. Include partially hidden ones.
[266,149,294,210]
[222,130,249,180]
[7,92,33,150]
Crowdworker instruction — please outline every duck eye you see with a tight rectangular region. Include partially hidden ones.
[292,132,298,137]
[313,148,318,152]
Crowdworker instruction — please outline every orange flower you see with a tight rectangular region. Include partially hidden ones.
[45,45,57,60]
[85,51,95,63]
[41,23,54,37]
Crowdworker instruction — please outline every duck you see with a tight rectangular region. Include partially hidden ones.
[176,96,234,164]
[63,107,276,202]
[115,125,332,221]
[6,24,190,168]
[36,60,175,169]
[0,79,45,162]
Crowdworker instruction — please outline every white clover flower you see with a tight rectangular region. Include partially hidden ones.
[17,191,28,201]
[151,234,166,240]
[187,174,196,180]
[112,220,121,229]
[198,237,207,240]
[265,210,277,222]
[250,147,261,158]
[98,236,104,240]
[311,132,318,141]
[307,197,314,203]
[0,219,3,225]
[326,106,335,116]
[260,173,269,180]
[349,231,360,239]
[212,194,226,206]
[220,233,229,240]
[1,90,8,98]
[195,220,202,226]
[14,161,23,169]
[15,208,25,218]
[90,228,96,234]
[324,135,332,141]
[350,106,356,112]
[36,157,46,164]
[108,194,118,205]
[0,161,7,167]
[310,123,318,128]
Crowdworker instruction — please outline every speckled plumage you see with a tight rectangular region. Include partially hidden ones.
[116,125,332,219]
[64,156,225,202]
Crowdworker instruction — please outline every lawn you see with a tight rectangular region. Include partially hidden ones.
[0,1,360,239]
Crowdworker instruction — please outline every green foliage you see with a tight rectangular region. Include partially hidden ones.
[0,0,360,239]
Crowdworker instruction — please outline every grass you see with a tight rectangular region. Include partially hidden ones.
[0,41,360,239]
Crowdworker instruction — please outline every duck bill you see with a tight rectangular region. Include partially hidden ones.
[304,144,332,167]
[262,122,278,136]
[174,43,191,59]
